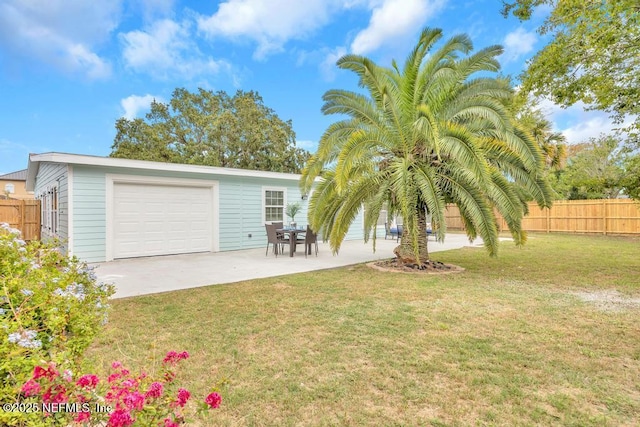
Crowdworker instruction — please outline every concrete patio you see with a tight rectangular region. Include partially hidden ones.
[95,234,484,299]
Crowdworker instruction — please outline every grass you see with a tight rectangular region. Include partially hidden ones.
[85,233,640,426]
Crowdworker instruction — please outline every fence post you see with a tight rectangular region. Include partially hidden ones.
[546,207,550,233]
[603,199,607,235]
[19,199,25,235]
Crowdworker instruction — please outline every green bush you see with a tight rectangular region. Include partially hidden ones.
[0,223,114,426]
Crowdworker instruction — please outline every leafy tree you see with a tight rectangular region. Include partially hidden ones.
[553,135,624,199]
[111,88,310,173]
[620,155,640,200]
[502,0,640,134]
[301,27,552,266]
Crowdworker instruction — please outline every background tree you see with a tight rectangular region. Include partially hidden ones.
[515,104,567,170]
[502,0,640,135]
[301,27,552,266]
[111,88,310,173]
[553,135,624,199]
[620,155,640,201]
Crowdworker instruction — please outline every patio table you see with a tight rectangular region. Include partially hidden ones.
[277,227,307,257]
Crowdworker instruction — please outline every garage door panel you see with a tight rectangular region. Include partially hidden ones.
[113,182,213,259]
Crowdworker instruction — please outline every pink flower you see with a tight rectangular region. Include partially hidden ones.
[74,411,91,422]
[76,374,100,389]
[205,392,222,409]
[21,379,41,397]
[123,391,145,411]
[145,382,164,399]
[42,385,68,404]
[163,351,179,364]
[53,390,68,403]
[174,388,191,407]
[111,361,122,370]
[107,409,134,427]
[121,378,137,389]
[33,364,58,381]
[163,350,189,365]
[108,373,121,383]
[163,418,179,427]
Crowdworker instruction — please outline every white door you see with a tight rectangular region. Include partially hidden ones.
[113,183,213,259]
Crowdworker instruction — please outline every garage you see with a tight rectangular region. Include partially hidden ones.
[112,181,214,259]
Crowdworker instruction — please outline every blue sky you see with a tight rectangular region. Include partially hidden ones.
[0,0,621,175]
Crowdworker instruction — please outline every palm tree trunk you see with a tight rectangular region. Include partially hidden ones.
[393,209,430,266]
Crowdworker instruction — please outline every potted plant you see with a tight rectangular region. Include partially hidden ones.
[286,202,301,228]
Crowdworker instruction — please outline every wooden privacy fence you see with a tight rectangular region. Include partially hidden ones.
[444,199,640,235]
[0,199,41,240]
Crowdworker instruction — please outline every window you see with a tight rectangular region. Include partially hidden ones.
[4,183,14,194]
[263,188,285,223]
[38,184,59,238]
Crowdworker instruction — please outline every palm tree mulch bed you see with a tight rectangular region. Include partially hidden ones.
[368,259,465,274]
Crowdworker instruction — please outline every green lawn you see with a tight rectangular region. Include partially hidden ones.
[86,234,640,426]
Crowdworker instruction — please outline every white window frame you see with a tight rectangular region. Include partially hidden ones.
[4,183,15,194]
[38,183,59,238]
[262,186,287,224]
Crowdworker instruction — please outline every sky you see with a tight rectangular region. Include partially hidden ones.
[0,0,623,175]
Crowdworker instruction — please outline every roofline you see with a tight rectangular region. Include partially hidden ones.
[27,152,309,190]
[0,169,27,180]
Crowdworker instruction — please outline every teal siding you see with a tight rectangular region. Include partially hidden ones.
[72,166,107,262]
[344,208,365,241]
[33,163,68,250]
[34,162,366,262]
[218,176,309,251]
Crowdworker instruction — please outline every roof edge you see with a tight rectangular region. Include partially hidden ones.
[27,152,307,182]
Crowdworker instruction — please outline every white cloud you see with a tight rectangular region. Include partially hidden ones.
[120,94,164,119]
[0,0,119,79]
[501,27,537,63]
[198,0,336,59]
[120,19,231,80]
[561,114,634,145]
[134,0,175,21]
[562,116,615,144]
[321,46,348,81]
[296,139,318,152]
[350,0,446,55]
[533,97,632,144]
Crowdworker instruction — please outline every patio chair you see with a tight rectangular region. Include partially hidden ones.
[265,223,289,257]
[272,221,285,239]
[290,226,306,255]
[395,224,403,242]
[384,221,393,239]
[304,225,319,257]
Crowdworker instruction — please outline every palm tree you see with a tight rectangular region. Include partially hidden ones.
[301,27,552,266]
[517,108,567,170]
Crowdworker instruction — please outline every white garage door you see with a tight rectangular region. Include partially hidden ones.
[113,182,213,259]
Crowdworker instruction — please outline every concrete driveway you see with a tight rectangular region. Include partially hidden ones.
[95,234,484,299]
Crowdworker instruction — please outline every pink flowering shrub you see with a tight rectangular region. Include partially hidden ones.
[19,351,222,426]
[0,223,115,426]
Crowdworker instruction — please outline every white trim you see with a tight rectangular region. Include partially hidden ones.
[105,174,219,261]
[37,181,59,239]
[262,186,288,224]
[29,152,307,182]
[67,165,74,257]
